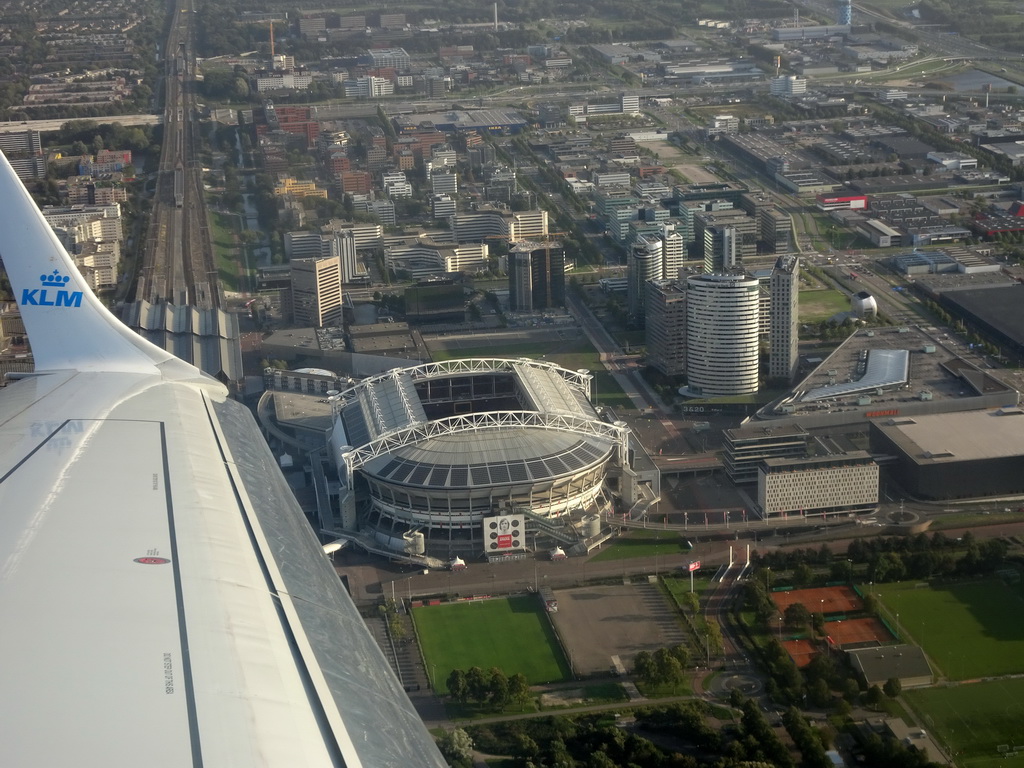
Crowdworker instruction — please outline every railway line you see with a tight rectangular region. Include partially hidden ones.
[135,0,217,309]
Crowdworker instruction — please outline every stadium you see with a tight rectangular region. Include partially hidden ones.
[327,359,656,561]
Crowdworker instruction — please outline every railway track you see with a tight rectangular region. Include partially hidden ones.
[134,0,217,310]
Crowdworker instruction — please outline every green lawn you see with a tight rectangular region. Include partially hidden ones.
[870,580,1024,680]
[663,574,714,602]
[590,529,694,562]
[208,210,242,292]
[413,596,571,693]
[799,289,850,322]
[906,679,1024,768]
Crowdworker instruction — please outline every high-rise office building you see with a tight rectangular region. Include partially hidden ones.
[685,273,760,397]
[290,255,342,327]
[508,241,565,311]
[661,225,686,280]
[645,279,687,377]
[769,254,800,382]
[695,209,757,273]
[627,235,663,326]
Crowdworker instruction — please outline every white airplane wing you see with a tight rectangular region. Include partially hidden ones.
[0,150,447,767]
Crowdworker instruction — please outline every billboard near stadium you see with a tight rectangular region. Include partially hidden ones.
[484,513,525,552]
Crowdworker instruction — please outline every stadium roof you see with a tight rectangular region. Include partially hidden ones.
[331,359,617,485]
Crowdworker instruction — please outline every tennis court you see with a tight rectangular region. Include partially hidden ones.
[825,617,894,647]
[771,585,862,615]
[782,638,817,668]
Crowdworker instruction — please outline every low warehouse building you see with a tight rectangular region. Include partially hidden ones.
[870,407,1024,500]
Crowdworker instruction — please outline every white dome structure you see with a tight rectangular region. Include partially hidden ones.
[852,291,878,319]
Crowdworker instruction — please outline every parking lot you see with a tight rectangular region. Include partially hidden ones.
[550,582,686,676]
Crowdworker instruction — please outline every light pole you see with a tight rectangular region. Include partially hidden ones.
[766,566,771,591]
[778,616,783,641]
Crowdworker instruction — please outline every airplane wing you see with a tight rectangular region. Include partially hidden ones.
[0,150,447,767]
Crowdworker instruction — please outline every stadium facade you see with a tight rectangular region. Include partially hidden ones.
[327,359,658,559]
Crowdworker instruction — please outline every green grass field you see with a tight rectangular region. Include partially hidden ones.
[906,679,1024,768]
[871,580,1024,680]
[208,210,242,292]
[663,574,714,602]
[413,596,571,693]
[589,529,694,562]
[799,289,850,322]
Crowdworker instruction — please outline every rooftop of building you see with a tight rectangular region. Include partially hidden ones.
[773,323,1015,419]
[872,407,1024,463]
[762,449,874,470]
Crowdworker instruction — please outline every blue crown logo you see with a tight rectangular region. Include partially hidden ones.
[40,268,72,286]
[40,269,71,288]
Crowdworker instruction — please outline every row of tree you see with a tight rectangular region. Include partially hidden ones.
[750,531,1008,586]
[632,646,689,690]
[446,666,531,710]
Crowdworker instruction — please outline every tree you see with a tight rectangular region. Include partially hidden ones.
[865,684,885,710]
[669,644,689,670]
[465,666,489,704]
[447,669,468,703]
[508,672,531,706]
[436,727,474,768]
[680,591,700,613]
[633,650,657,685]
[784,602,812,631]
[488,668,510,709]
[883,676,902,699]
[793,562,814,587]
[809,677,831,708]
[653,647,686,691]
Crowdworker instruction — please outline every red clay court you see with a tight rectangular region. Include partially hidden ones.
[771,585,862,615]
[823,617,893,648]
[783,638,817,668]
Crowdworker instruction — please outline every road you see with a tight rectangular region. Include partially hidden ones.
[0,114,162,134]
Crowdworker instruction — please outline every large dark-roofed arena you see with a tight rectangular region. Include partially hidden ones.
[328,359,652,561]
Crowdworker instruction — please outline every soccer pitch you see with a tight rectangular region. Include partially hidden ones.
[413,596,571,693]
[906,679,1024,768]
[870,579,1024,680]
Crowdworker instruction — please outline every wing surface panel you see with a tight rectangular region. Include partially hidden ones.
[0,416,195,765]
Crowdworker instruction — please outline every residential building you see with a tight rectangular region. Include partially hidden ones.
[432,194,457,220]
[273,178,327,199]
[431,170,458,196]
[382,172,413,199]
[769,75,807,96]
[290,255,343,327]
[42,204,123,244]
[366,48,412,70]
[707,114,740,136]
[255,72,314,93]
[509,210,549,241]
